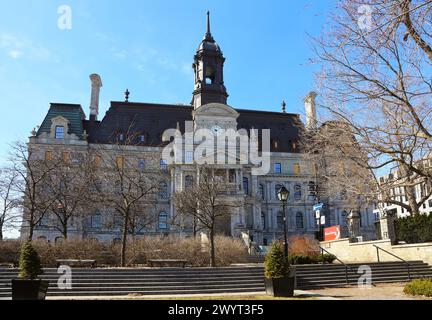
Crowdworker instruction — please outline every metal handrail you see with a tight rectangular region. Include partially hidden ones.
[319,246,356,285]
[373,244,424,280]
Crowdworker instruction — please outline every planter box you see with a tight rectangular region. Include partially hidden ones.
[264,267,296,297]
[11,279,49,300]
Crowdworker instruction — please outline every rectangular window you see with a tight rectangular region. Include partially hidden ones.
[94,155,102,167]
[91,214,102,229]
[293,163,301,175]
[138,159,145,169]
[45,151,53,161]
[62,151,70,162]
[160,159,167,171]
[185,151,194,164]
[139,135,145,143]
[55,126,64,139]
[116,156,124,169]
[428,199,432,207]
[274,163,281,173]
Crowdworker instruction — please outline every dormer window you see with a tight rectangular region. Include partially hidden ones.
[55,126,64,139]
[117,133,125,142]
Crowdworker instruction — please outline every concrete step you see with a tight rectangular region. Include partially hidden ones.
[1,261,429,297]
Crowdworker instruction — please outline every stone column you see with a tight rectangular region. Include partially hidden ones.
[347,210,361,242]
[379,210,397,244]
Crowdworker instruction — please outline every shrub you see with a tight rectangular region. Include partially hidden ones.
[0,240,21,266]
[395,214,432,244]
[317,253,337,264]
[404,279,432,297]
[18,241,43,280]
[1,236,247,268]
[288,254,313,265]
[288,235,320,256]
[264,242,289,279]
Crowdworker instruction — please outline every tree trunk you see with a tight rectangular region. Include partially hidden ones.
[62,223,68,240]
[120,212,129,267]
[0,228,3,241]
[28,223,34,241]
[209,228,215,268]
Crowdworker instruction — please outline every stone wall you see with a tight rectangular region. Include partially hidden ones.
[321,238,432,265]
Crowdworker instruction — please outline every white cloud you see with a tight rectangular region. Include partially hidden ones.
[0,33,53,61]
[8,50,22,59]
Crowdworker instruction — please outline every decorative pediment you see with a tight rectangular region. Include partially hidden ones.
[193,103,239,119]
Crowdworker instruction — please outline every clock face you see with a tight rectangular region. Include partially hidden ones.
[211,125,222,136]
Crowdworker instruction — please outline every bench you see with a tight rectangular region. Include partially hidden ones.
[148,259,188,268]
[56,259,97,268]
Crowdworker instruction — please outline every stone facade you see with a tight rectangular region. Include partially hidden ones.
[21,13,377,245]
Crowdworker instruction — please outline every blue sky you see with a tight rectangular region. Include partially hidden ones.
[0,0,334,168]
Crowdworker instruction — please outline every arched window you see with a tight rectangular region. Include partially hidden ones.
[296,212,304,229]
[185,175,193,189]
[91,212,102,229]
[275,184,284,200]
[243,177,249,195]
[205,65,215,84]
[341,210,348,226]
[159,182,168,199]
[261,212,266,230]
[158,212,168,230]
[160,159,168,171]
[259,184,265,200]
[294,184,302,201]
[277,211,284,230]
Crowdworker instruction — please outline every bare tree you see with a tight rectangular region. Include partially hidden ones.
[174,166,240,267]
[0,168,20,240]
[303,120,432,216]
[310,0,432,214]
[9,141,60,240]
[92,132,162,267]
[45,153,95,239]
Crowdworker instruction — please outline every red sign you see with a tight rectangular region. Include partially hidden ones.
[324,225,341,241]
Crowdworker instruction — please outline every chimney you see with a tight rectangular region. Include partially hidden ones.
[89,74,102,121]
[304,91,318,130]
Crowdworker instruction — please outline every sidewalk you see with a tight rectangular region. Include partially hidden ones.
[44,290,337,300]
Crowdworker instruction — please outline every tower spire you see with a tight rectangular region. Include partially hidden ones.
[204,11,214,42]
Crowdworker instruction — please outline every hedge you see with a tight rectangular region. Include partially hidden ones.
[395,214,432,244]
[288,253,336,265]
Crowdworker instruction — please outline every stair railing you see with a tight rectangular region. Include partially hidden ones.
[373,244,426,280]
[319,246,356,285]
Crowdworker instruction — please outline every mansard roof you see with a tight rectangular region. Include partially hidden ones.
[83,101,303,153]
[37,103,86,138]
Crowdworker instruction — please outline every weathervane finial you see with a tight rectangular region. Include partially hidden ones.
[125,89,130,102]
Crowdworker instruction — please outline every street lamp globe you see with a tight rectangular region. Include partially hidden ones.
[277,186,289,203]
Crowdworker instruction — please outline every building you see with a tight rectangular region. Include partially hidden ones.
[22,13,376,244]
[374,164,432,219]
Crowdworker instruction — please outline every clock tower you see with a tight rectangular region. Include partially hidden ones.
[192,12,229,109]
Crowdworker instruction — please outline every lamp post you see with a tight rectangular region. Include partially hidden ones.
[277,186,290,259]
